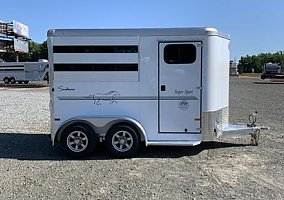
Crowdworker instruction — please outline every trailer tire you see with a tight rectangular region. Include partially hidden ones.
[10,77,16,84]
[261,75,265,80]
[3,77,10,84]
[105,124,140,158]
[60,124,97,158]
[24,81,29,84]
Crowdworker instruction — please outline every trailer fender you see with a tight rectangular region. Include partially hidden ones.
[105,117,148,144]
[55,119,98,143]
[55,117,148,144]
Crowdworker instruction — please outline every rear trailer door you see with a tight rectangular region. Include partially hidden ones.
[158,42,202,133]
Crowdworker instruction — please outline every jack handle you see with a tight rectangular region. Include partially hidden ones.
[248,111,258,127]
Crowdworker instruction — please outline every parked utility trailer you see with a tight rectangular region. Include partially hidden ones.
[0,60,49,84]
[229,61,239,76]
[261,62,284,80]
[47,27,266,158]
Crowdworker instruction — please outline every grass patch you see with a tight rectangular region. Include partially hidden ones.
[240,73,261,77]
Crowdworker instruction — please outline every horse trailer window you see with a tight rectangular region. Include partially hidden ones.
[164,44,196,64]
[53,46,138,53]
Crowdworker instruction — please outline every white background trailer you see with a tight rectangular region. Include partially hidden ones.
[0,60,49,84]
[48,28,260,158]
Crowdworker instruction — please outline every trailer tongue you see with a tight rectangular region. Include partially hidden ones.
[216,112,269,146]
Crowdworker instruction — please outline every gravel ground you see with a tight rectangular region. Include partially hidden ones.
[0,78,283,200]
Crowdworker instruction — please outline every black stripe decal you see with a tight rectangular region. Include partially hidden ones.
[54,64,138,71]
[57,96,198,101]
[0,65,24,68]
[0,69,24,71]
[53,45,138,53]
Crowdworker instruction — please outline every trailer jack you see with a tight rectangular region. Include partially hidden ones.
[248,111,260,146]
[251,129,260,146]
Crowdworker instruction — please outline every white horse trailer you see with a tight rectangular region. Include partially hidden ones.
[0,60,49,84]
[47,28,266,158]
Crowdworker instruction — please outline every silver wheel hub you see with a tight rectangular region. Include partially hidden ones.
[119,137,126,145]
[74,137,81,145]
[67,131,89,153]
[112,130,133,152]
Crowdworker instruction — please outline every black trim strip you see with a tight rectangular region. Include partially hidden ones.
[53,45,138,53]
[54,64,138,71]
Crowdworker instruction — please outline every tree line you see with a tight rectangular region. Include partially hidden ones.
[238,51,284,73]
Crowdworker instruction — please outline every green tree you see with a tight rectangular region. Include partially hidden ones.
[238,52,284,73]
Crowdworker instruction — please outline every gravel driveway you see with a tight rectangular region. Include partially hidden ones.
[0,78,283,200]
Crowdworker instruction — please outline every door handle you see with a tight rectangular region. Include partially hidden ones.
[161,85,166,91]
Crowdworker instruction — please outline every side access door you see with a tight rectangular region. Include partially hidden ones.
[159,42,202,133]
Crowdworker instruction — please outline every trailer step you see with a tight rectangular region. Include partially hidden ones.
[146,140,201,146]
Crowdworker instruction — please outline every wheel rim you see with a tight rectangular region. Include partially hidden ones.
[112,130,133,152]
[67,131,89,153]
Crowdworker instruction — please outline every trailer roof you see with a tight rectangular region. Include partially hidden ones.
[47,27,230,39]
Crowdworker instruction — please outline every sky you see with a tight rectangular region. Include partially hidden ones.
[1,0,284,60]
